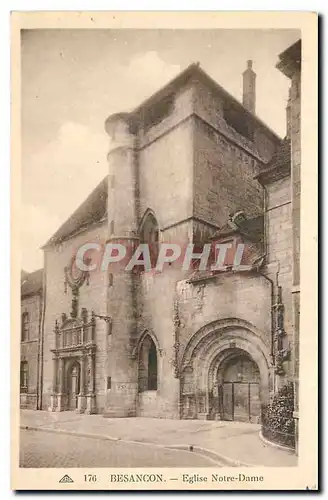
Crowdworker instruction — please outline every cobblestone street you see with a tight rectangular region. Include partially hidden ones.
[19,429,217,468]
[20,410,297,467]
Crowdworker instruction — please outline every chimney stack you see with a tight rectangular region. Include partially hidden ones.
[242,60,256,114]
[286,88,292,139]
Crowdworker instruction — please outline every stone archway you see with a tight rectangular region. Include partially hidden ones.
[135,330,162,417]
[209,349,261,422]
[138,335,158,392]
[179,318,272,421]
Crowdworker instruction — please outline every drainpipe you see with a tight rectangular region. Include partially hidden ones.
[258,269,277,364]
[35,291,42,410]
[260,185,279,364]
[258,260,282,405]
[38,256,47,410]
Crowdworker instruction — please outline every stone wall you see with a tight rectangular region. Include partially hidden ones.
[193,78,279,164]
[42,222,108,412]
[291,67,301,450]
[136,268,182,418]
[177,273,272,355]
[175,273,273,419]
[264,175,293,385]
[138,117,194,231]
[191,78,280,228]
[193,116,264,227]
[291,70,301,288]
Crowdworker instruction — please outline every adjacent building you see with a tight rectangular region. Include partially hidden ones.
[20,269,44,409]
[276,38,301,451]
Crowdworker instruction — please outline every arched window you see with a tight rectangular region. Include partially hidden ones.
[140,212,159,268]
[148,342,158,390]
[138,335,158,392]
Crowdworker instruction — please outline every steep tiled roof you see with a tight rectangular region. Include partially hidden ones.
[44,176,108,247]
[212,214,264,243]
[255,138,291,185]
[21,268,44,297]
[269,137,291,169]
[21,270,29,283]
[238,214,264,242]
[276,39,301,78]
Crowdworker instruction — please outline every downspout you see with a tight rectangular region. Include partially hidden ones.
[255,184,283,402]
[38,254,47,410]
[35,291,42,409]
[258,269,278,364]
[259,185,278,364]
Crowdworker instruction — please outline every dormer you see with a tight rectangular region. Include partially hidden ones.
[209,212,264,270]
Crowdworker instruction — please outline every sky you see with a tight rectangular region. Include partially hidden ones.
[21,28,300,272]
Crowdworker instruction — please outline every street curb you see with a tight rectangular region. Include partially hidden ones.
[259,430,296,454]
[20,424,251,467]
[165,444,252,467]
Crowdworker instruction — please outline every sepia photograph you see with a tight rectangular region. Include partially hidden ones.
[11,11,318,491]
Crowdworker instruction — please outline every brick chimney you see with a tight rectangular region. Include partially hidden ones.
[242,60,256,114]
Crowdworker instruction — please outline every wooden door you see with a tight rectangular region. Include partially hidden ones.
[68,362,80,410]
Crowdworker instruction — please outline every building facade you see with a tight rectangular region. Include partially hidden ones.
[31,49,301,425]
[20,269,44,409]
[276,39,301,450]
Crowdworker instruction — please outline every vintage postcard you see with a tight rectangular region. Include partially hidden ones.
[11,11,318,491]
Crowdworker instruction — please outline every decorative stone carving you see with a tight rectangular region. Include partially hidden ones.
[196,284,205,312]
[64,256,90,291]
[70,287,79,319]
[172,295,181,378]
[81,308,88,323]
[273,286,290,375]
[63,256,91,318]
[87,362,91,391]
[50,308,97,413]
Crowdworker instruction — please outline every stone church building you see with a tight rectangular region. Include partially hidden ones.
[22,40,301,425]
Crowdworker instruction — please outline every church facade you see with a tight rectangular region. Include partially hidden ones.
[27,41,301,424]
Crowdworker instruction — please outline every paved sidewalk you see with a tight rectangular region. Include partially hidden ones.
[20,410,297,467]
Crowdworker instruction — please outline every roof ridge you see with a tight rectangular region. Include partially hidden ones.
[43,175,108,248]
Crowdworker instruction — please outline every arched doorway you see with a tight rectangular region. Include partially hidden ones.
[67,361,81,410]
[136,333,160,417]
[218,350,261,422]
[138,335,158,392]
[179,319,271,421]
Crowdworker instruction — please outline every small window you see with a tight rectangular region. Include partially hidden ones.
[148,343,158,391]
[107,377,111,390]
[21,312,29,341]
[140,212,159,268]
[20,361,28,393]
